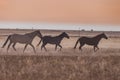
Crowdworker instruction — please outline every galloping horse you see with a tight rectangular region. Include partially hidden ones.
[2,30,42,53]
[74,33,108,52]
[37,32,70,51]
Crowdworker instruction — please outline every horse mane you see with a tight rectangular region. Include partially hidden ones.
[93,33,104,38]
[25,30,37,35]
[59,32,66,36]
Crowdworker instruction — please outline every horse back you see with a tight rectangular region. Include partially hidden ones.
[80,37,92,41]
[10,34,32,43]
[79,37,97,45]
[42,36,61,44]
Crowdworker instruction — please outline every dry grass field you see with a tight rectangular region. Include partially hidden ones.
[0,29,120,80]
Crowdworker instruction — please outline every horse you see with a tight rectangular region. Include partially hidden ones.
[2,30,42,53]
[74,33,108,52]
[37,32,70,51]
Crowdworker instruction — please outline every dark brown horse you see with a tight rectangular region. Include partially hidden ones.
[74,33,108,52]
[2,30,42,53]
[37,32,70,51]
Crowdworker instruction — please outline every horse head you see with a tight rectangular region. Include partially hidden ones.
[101,33,108,39]
[62,32,70,39]
[35,30,42,38]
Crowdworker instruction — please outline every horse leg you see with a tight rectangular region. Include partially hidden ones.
[79,43,84,51]
[94,45,99,52]
[94,46,96,52]
[43,43,47,51]
[55,44,57,51]
[96,46,99,50]
[79,46,83,51]
[37,39,42,47]
[12,43,17,51]
[95,46,99,52]
[44,46,47,51]
[41,44,44,50]
[23,44,28,53]
[29,44,36,53]
[7,41,12,52]
[94,46,98,52]
[41,43,47,51]
[58,44,62,51]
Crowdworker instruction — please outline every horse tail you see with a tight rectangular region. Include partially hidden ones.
[74,38,80,49]
[2,35,11,48]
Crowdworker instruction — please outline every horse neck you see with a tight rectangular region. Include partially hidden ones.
[27,31,37,39]
[57,34,65,40]
[94,34,103,41]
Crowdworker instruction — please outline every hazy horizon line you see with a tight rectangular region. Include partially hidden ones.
[0,21,120,31]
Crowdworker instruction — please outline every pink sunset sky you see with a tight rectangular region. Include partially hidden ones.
[0,0,120,24]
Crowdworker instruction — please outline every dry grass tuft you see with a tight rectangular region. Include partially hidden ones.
[0,55,119,80]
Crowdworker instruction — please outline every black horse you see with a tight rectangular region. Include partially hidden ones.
[37,32,70,51]
[74,33,108,52]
